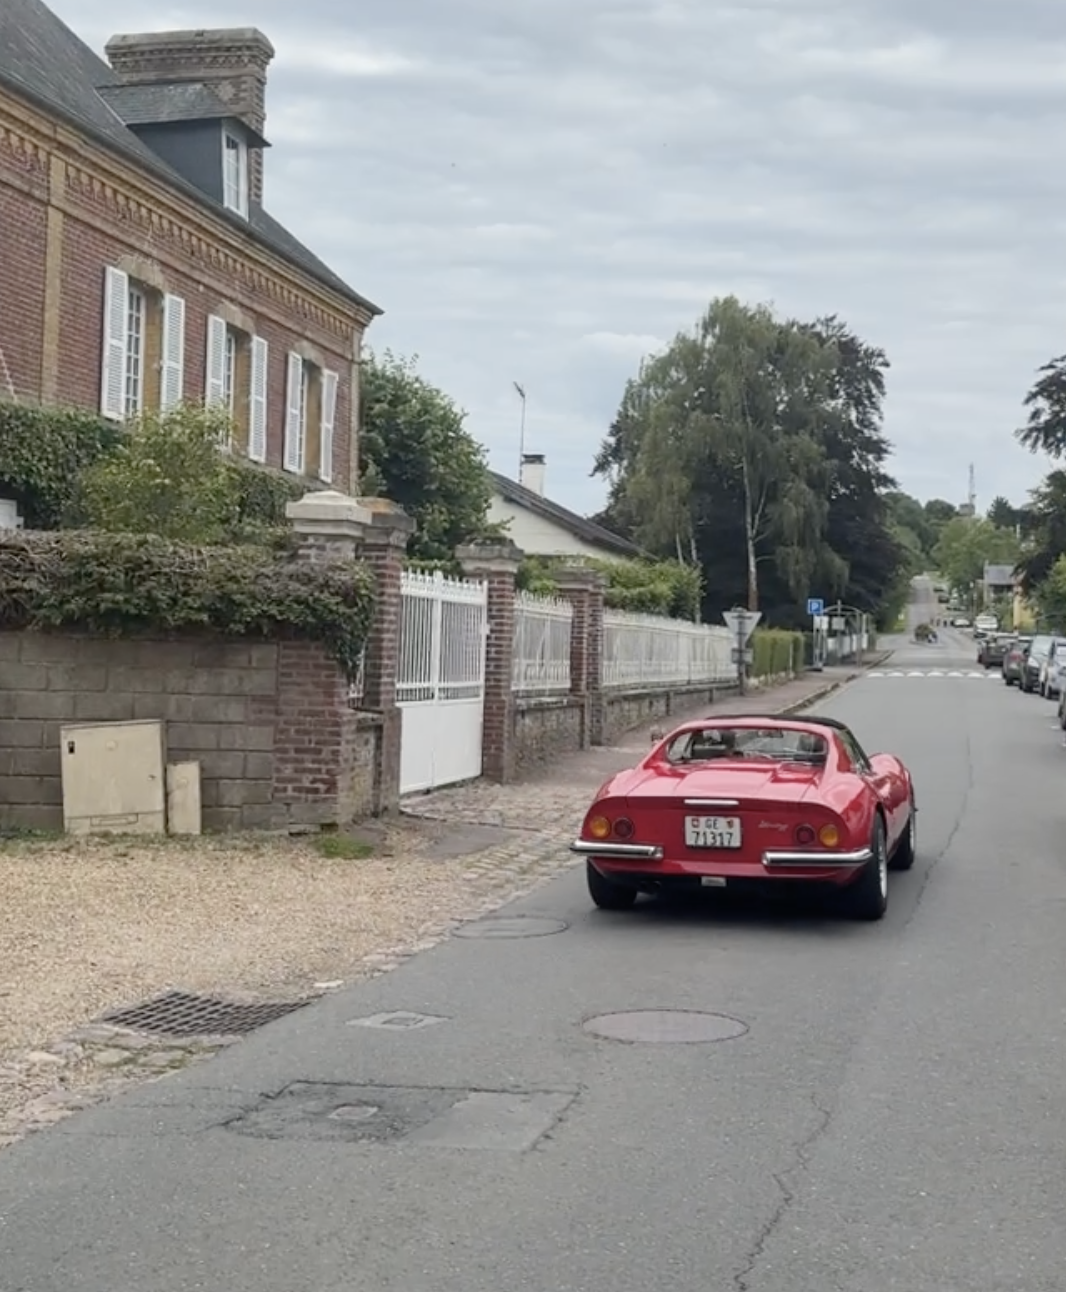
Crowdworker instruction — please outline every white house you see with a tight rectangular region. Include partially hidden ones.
[488,454,642,561]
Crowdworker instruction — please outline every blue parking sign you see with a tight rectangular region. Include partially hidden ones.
[807,598,824,616]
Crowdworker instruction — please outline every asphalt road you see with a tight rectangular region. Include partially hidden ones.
[4,580,1066,1291]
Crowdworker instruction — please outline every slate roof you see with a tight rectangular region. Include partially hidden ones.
[97,81,267,146]
[489,470,642,557]
[0,0,381,315]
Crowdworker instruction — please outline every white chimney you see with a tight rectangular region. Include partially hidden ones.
[520,453,546,496]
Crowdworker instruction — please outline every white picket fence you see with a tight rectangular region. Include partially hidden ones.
[396,569,487,795]
[602,608,734,688]
[512,591,573,693]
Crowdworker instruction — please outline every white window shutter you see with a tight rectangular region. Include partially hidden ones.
[319,369,338,482]
[248,336,268,463]
[100,266,129,420]
[283,351,304,473]
[205,315,228,406]
[160,293,185,410]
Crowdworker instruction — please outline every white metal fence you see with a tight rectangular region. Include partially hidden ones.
[512,591,573,693]
[602,609,734,688]
[397,569,487,794]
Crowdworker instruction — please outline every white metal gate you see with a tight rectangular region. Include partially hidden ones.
[397,569,488,795]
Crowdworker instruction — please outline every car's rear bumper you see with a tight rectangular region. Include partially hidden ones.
[570,840,872,885]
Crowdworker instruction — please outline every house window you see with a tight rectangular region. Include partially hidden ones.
[205,314,264,460]
[124,285,146,417]
[100,267,186,421]
[223,131,249,217]
[284,352,339,481]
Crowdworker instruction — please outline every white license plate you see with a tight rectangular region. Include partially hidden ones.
[685,815,742,848]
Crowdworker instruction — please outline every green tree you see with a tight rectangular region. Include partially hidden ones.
[1015,354,1066,458]
[1035,554,1066,629]
[1016,470,1066,591]
[78,403,241,542]
[592,298,905,624]
[932,517,1019,597]
[359,350,493,561]
[987,495,1016,530]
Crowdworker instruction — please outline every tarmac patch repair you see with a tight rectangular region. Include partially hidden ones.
[224,1082,577,1151]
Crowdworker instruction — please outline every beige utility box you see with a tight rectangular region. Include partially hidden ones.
[59,719,167,835]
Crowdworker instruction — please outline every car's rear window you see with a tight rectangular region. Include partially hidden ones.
[665,727,828,764]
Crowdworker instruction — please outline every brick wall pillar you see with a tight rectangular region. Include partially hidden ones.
[353,498,414,811]
[556,567,607,747]
[457,540,523,784]
[284,489,412,819]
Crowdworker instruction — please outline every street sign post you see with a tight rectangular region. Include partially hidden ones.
[723,607,762,694]
[807,598,825,669]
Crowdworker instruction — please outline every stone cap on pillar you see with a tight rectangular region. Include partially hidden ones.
[286,489,373,538]
[554,561,608,592]
[456,539,524,576]
[356,496,417,541]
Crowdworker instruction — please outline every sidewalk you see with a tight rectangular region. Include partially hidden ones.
[403,663,863,836]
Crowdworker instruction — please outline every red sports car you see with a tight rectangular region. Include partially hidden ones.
[570,715,915,921]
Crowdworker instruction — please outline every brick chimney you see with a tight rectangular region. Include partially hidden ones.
[105,27,275,204]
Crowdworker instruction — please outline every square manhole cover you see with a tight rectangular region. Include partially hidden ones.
[99,990,310,1038]
[347,1011,448,1030]
[225,1083,576,1151]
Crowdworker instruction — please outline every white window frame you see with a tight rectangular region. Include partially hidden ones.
[319,369,338,483]
[283,351,306,474]
[124,284,147,418]
[223,329,237,415]
[222,129,249,217]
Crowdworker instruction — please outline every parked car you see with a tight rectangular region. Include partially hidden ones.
[977,633,1011,668]
[570,714,915,922]
[974,613,998,637]
[1021,635,1054,693]
[951,616,971,628]
[1038,637,1066,698]
[1002,637,1032,686]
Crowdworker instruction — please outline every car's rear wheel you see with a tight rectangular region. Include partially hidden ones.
[889,799,916,871]
[842,817,888,921]
[587,861,639,910]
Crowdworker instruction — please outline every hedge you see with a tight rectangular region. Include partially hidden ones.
[751,629,804,678]
[0,530,376,677]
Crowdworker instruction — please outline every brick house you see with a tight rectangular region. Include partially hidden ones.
[0,0,381,492]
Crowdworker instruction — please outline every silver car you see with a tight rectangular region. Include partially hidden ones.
[1039,637,1066,699]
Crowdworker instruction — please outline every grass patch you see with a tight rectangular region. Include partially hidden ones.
[310,834,376,860]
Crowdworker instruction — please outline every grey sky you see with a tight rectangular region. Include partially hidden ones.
[55,0,1065,518]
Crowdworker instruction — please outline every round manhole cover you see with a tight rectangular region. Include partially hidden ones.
[329,1103,379,1123]
[582,1009,748,1044]
[454,915,569,940]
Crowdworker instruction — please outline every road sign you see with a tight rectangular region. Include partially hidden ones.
[807,598,824,616]
[722,608,762,643]
[730,646,754,665]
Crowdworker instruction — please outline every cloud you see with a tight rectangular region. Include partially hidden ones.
[54,0,1066,521]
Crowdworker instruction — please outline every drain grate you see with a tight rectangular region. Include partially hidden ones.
[99,990,310,1038]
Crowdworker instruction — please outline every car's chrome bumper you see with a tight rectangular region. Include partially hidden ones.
[762,847,872,868]
[570,840,664,861]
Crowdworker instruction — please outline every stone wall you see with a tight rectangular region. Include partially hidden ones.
[0,630,382,833]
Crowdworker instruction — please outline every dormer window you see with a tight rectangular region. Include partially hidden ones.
[222,129,249,217]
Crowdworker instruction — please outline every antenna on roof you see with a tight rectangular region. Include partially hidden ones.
[513,382,527,475]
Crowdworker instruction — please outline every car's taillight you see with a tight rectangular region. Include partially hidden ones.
[613,817,634,839]
[794,824,816,845]
[818,823,841,848]
[587,815,611,839]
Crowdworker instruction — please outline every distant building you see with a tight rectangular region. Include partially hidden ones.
[488,454,641,561]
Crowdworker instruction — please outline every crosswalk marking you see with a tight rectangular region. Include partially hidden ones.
[868,669,996,679]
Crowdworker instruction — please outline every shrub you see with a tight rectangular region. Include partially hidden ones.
[0,402,120,528]
[516,555,702,619]
[751,629,804,678]
[0,530,375,676]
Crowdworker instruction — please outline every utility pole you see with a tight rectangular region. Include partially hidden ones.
[513,382,527,476]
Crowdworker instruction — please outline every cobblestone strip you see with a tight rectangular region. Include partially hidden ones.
[0,663,884,1150]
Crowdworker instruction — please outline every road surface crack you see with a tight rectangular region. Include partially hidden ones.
[902,719,974,931]
[732,1093,834,1291]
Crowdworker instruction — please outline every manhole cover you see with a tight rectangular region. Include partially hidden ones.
[454,915,568,940]
[99,990,309,1038]
[582,1009,748,1044]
